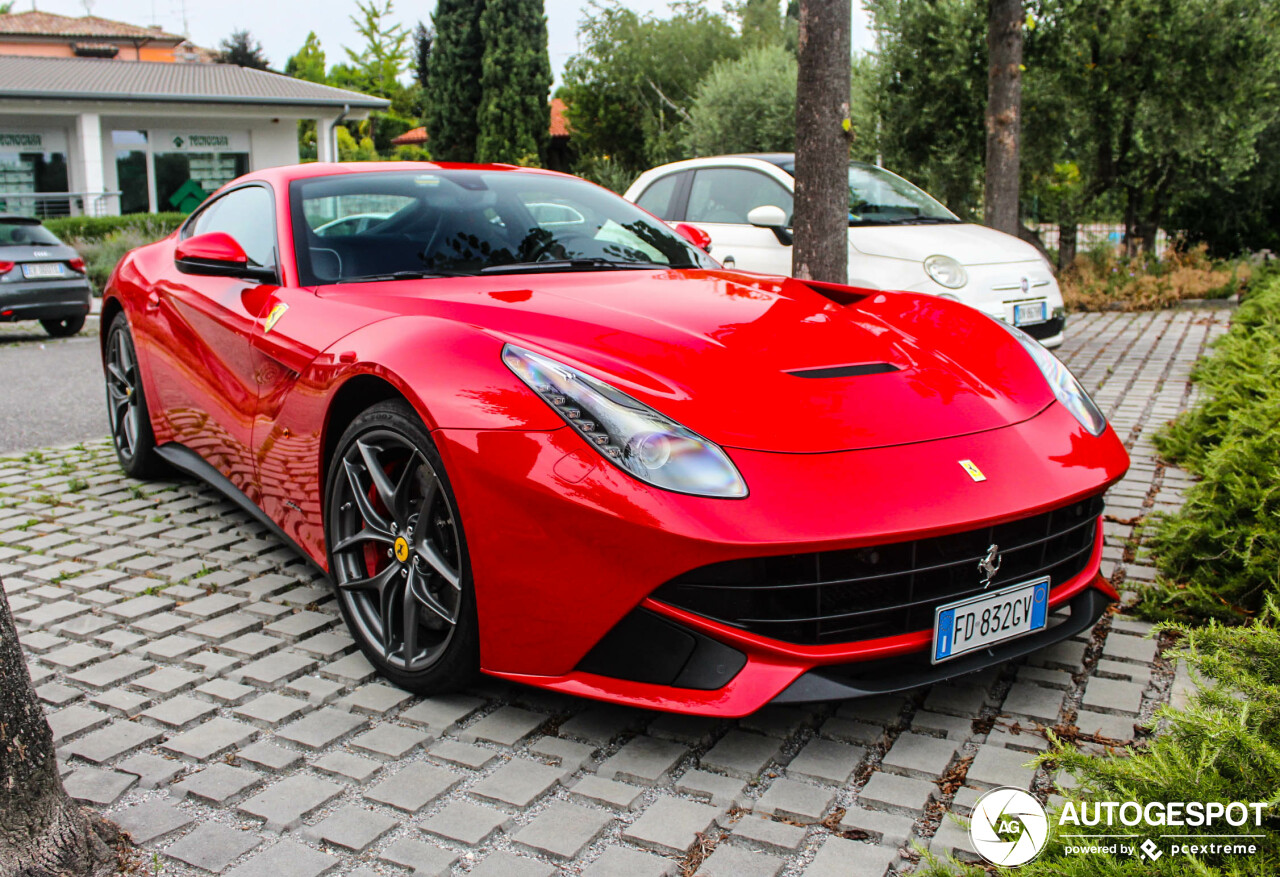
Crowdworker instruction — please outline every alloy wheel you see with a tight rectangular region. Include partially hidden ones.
[105,325,141,461]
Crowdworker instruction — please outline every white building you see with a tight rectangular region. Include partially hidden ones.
[0,55,388,217]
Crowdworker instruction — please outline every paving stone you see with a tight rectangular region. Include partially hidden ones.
[419,800,511,845]
[458,705,546,745]
[161,717,256,761]
[1081,676,1146,715]
[379,837,459,877]
[196,678,257,704]
[237,740,304,772]
[1096,658,1153,684]
[1075,708,1139,741]
[365,761,462,812]
[598,735,686,784]
[471,757,565,808]
[569,774,646,810]
[43,642,109,669]
[803,837,896,877]
[698,845,785,877]
[338,682,413,715]
[320,651,375,684]
[306,804,398,852]
[176,592,245,619]
[924,684,992,717]
[294,630,353,659]
[36,682,83,707]
[141,634,205,661]
[740,705,816,739]
[559,704,646,744]
[117,753,185,789]
[233,693,312,728]
[429,739,498,769]
[820,716,883,746]
[837,806,916,845]
[786,737,865,785]
[132,666,203,696]
[929,814,981,862]
[837,694,908,725]
[467,852,555,877]
[676,770,749,808]
[583,847,676,877]
[220,632,285,659]
[62,766,137,805]
[129,612,192,637]
[350,723,429,759]
[700,730,781,779]
[285,675,346,704]
[187,612,262,644]
[112,799,194,845]
[66,654,152,688]
[731,815,808,852]
[966,745,1036,790]
[100,595,172,621]
[185,651,238,676]
[174,763,263,804]
[1002,682,1066,723]
[223,839,337,877]
[165,823,262,873]
[512,801,612,859]
[238,774,343,831]
[89,689,151,717]
[62,721,164,764]
[529,735,595,769]
[623,796,722,855]
[141,695,218,729]
[881,732,958,779]
[276,708,366,749]
[47,705,110,744]
[313,751,383,783]
[233,651,317,687]
[755,778,835,821]
[857,771,937,816]
[263,610,332,640]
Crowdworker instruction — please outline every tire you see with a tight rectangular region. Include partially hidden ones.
[324,399,479,694]
[104,313,167,479]
[41,315,85,337]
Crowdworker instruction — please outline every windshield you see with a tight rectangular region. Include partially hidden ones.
[0,219,62,246]
[290,170,713,285]
[846,162,959,226]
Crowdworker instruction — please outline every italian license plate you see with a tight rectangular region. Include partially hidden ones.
[22,262,64,279]
[1013,301,1047,325]
[932,577,1049,663]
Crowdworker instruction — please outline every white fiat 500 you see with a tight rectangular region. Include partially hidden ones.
[625,154,1066,347]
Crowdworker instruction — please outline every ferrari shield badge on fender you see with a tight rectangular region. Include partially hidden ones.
[264,302,288,334]
[959,459,986,482]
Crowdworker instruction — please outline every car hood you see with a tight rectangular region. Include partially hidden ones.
[338,270,1055,453]
[849,222,1045,266]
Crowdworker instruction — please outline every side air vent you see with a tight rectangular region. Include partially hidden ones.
[788,363,900,379]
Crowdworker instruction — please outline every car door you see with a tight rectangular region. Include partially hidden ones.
[146,184,279,503]
[682,167,795,276]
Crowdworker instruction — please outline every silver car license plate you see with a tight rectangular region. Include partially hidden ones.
[932,577,1049,663]
[22,262,65,279]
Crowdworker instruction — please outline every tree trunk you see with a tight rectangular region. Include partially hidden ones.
[792,0,852,284]
[0,577,118,877]
[984,0,1023,235]
[1058,221,1079,273]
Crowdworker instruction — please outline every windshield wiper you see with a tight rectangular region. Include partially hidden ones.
[344,269,477,283]
[478,258,668,275]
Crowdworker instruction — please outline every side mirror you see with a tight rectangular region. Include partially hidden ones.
[673,222,712,253]
[175,232,276,283]
[747,205,793,246]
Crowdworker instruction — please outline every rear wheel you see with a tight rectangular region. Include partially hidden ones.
[104,313,166,479]
[41,315,85,337]
[325,400,478,693]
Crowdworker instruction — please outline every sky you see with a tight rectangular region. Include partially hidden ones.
[19,0,874,84]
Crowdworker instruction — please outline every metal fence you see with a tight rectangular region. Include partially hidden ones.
[1031,222,1173,259]
[0,191,122,219]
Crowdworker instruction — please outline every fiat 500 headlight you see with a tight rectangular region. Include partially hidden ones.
[924,254,968,289]
[998,320,1107,436]
[503,344,748,498]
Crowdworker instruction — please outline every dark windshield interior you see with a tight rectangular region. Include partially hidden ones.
[290,170,711,285]
[0,219,62,246]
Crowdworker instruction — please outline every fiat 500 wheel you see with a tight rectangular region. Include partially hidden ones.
[104,312,165,479]
[325,400,478,693]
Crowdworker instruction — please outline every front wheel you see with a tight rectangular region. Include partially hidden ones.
[325,400,478,694]
[42,315,85,337]
[104,313,166,479]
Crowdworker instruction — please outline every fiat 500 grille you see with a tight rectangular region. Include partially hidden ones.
[653,495,1104,646]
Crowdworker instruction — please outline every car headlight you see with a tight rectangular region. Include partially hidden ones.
[924,254,968,289]
[502,344,748,498]
[996,320,1107,436]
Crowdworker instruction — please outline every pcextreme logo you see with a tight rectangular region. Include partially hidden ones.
[968,789,1268,867]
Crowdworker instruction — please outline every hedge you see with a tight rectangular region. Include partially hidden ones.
[43,213,186,243]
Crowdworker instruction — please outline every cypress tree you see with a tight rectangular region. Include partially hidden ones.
[475,0,552,165]
[426,0,485,162]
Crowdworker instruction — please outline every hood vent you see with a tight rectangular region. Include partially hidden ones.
[787,363,900,379]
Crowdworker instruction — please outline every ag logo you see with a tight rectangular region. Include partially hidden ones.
[970,787,1049,867]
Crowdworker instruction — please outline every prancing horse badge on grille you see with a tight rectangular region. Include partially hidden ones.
[959,459,986,482]
[979,544,1002,588]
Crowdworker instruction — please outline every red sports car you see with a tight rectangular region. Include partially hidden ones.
[101,163,1129,717]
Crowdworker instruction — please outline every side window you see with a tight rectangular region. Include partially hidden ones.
[686,168,793,225]
[190,186,276,268]
[634,172,683,220]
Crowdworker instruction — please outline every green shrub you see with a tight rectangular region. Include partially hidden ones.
[1143,275,1280,621]
[921,611,1280,876]
[43,213,185,243]
[68,221,176,291]
[1060,243,1250,312]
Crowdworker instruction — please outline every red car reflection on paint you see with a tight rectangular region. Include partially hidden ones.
[100,163,1128,716]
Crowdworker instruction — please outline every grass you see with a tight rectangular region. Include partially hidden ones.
[1060,243,1250,312]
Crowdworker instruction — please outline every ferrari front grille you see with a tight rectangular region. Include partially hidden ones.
[652,494,1104,646]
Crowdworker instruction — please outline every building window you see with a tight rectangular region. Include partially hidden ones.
[0,130,70,217]
[153,131,251,213]
[112,130,149,214]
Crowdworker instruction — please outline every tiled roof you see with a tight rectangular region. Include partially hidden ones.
[0,10,183,41]
[392,126,427,146]
[0,56,389,108]
[390,102,572,147]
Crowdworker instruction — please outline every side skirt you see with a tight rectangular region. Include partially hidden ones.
[154,443,327,577]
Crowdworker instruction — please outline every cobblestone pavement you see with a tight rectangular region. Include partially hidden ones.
[0,307,1228,877]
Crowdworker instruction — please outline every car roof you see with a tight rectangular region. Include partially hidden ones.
[233,161,572,189]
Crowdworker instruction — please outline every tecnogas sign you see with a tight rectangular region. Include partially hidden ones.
[153,130,250,153]
[0,129,68,154]
[969,788,1268,866]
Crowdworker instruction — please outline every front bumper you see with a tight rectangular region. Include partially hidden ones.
[437,401,1128,716]
[0,278,92,322]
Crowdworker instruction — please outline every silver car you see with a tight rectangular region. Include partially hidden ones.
[0,214,92,337]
